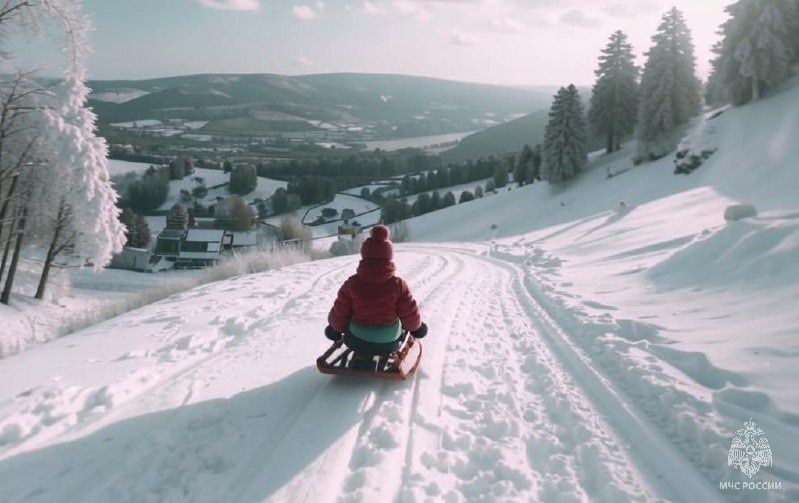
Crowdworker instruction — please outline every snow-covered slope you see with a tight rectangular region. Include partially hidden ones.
[0,250,729,502]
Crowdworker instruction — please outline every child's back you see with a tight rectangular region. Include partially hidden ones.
[326,225,427,348]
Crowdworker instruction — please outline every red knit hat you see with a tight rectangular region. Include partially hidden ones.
[361,225,393,260]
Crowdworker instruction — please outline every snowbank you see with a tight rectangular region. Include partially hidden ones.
[0,245,318,358]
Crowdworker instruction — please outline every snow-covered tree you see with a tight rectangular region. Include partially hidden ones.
[542,85,588,184]
[589,30,639,154]
[636,8,702,163]
[707,0,798,106]
[1,0,126,303]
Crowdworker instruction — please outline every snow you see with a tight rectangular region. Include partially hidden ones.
[110,119,163,128]
[360,131,474,152]
[302,194,381,236]
[107,159,160,177]
[186,229,225,242]
[405,177,497,205]
[0,253,669,502]
[156,168,286,211]
[183,133,214,142]
[0,259,202,357]
[184,121,208,130]
[723,203,757,221]
[90,89,149,103]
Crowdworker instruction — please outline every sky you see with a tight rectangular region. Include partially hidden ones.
[12,0,732,86]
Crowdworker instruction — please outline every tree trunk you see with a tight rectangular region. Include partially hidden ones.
[0,208,26,305]
[0,217,15,285]
[35,212,64,300]
[752,78,761,102]
[0,174,18,250]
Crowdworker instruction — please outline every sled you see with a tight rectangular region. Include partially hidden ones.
[316,333,422,380]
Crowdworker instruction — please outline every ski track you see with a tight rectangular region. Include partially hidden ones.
[0,247,729,502]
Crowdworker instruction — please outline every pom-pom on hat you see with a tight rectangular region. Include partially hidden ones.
[360,225,393,260]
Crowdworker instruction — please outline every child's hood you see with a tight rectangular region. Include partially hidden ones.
[356,258,396,284]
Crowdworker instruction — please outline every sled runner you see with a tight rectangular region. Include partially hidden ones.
[316,332,422,380]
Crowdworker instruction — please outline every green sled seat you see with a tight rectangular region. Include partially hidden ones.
[343,320,403,356]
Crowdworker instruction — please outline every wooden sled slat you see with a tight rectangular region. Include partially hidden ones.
[316,336,422,380]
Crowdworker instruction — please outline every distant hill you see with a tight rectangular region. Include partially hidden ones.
[439,85,601,164]
[440,110,549,163]
[87,73,557,137]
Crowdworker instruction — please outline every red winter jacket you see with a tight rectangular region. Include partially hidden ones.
[328,259,422,333]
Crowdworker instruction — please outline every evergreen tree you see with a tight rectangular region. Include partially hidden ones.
[732,0,797,102]
[412,192,431,215]
[493,165,508,188]
[442,191,456,208]
[120,209,150,248]
[530,144,543,181]
[229,164,257,195]
[542,85,589,184]
[636,7,702,162]
[430,191,442,210]
[514,145,533,185]
[589,30,639,153]
[706,39,730,107]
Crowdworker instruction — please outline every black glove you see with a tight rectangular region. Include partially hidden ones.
[325,325,342,341]
[411,322,428,339]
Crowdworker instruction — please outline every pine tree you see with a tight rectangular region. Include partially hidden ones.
[706,39,729,107]
[493,165,508,188]
[734,0,797,102]
[514,145,533,185]
[542,85,588,184]
[636,7,702,162]
[589,30,639,153]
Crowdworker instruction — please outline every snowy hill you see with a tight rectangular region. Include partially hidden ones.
[1,74,798,503]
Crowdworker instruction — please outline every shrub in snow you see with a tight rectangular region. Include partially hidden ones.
[330,235,365,256]
[278,216,313,247]
[673,149,717,175]
[390,221,411,243]
[724,204,758,221]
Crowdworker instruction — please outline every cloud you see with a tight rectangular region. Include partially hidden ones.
[450,29,478,46]
[359,0,383,15]
[392,0,432,22]
[293,2,325,19]
[490,16,526,33]
[197,0,260,10]
[559,9,601,28]
[601,0,660,18]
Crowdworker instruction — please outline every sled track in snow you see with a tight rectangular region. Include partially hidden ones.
[421,245,723,502]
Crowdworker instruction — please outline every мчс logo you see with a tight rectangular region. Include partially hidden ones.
[727,419,773,479]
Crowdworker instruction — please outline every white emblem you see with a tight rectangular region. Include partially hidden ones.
[728,420,773,478]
